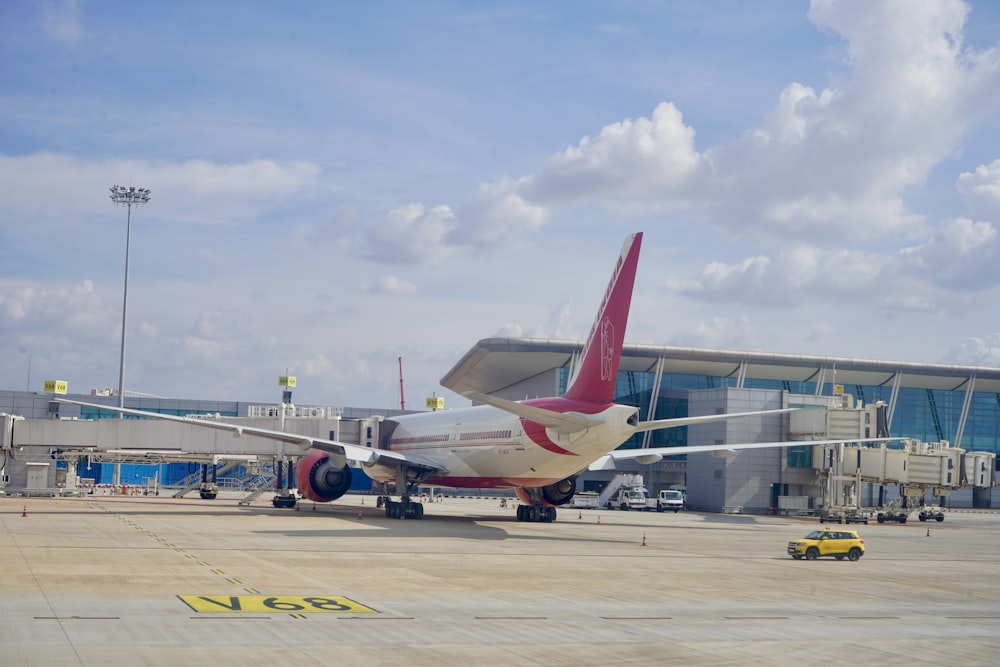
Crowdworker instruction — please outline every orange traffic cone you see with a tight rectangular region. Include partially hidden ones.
[21,505,27,518]
[578,511,582,520]
[596,515,601,525]
[641,533,647,547]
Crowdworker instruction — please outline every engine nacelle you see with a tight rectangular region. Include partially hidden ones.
[295,450,352,502]
[516,477,577,507]
[542,477,576,506]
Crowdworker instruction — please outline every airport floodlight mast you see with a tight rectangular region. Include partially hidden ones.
[109,185,152,415]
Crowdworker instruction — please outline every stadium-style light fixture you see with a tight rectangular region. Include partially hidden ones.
[109,184,152,415]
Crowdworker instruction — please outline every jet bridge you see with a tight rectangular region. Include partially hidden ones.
[0,409,376,505]
[789,398,997,519]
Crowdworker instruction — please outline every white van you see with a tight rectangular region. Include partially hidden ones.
[656,489,684,512]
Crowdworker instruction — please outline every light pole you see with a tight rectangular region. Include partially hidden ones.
[109,185,151,414]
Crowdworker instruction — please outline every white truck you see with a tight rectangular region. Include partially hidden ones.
[607,485,652,510]
[654,489,684,512]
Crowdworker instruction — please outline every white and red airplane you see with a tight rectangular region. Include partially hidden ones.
[61,233,890,522]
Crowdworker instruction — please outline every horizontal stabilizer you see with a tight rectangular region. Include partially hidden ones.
[463,391,601,434]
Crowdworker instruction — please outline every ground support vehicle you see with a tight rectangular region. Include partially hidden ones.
[819,508,869,524]
[918,507,945,522]
[607,485,651,510]
[571,491,600,509]
[787,528,865,561]
[654,489,684,512]
[876,509,909,524]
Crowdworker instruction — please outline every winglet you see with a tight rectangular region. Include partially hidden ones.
[563,232,642,403]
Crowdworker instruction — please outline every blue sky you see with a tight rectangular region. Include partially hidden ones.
[3,0,1000,410]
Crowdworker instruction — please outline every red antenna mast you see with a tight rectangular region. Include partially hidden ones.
[398,356,406,411]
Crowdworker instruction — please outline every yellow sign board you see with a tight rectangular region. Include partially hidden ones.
[426,396,444,409]
[833,384,844,395]
[278,376,297,387]
[43,380,68,394]
[178,595,377,614]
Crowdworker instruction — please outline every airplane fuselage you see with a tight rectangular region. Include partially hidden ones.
[367,399,640,489]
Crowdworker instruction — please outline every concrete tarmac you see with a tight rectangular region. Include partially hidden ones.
[2,492,999,666]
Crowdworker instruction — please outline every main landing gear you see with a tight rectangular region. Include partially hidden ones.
[516,504,556,522]
[376,478,425,520]
[516,488,557,522]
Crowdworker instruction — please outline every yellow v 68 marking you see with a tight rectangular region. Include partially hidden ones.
[179,595,377,614]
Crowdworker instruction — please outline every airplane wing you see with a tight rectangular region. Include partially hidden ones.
[587,437,901,471]
[634,408,798,432]
[462,391,602,433]
[55,399,447,474]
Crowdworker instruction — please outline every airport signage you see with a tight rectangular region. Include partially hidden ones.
[43,380,68,394]
[178,595,377,614]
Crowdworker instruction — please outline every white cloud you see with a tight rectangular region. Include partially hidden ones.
[41,0,83,44]
[526,103,706,212]
[471,0,1000,248]
[363,275,419,295]
[892,217,1000,290]
[363,202,456,265]
[943,332,1000,366]
[958,159,1000,220]
[451,178,549,250]
[667,315,756,350]
[0,154,322,225]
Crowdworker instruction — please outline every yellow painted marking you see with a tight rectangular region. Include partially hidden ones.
[178,595,377,614]
[197,561,208,567]
[185,554,196,559]
[226,578,242,585]
[211,569,224,575]
[244,588,259,594]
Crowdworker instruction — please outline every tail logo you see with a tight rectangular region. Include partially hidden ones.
[600,318,615,381]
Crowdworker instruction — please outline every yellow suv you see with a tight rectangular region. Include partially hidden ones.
[787,528,865,561]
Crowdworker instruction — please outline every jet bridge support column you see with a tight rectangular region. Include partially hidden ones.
[271,457,298,509]
[198,463,218,500]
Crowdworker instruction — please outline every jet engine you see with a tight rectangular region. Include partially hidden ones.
[515,477,577,507]
[541,476,577,506]
[295,450,352,502]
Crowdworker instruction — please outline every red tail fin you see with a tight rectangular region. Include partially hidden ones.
[563,233,642,403]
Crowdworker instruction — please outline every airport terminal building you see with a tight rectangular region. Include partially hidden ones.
[442,339,1000,510]
[3,339,1000,510]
